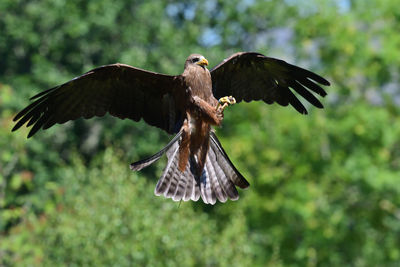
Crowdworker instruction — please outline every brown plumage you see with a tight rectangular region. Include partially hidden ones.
[12,52,330,204]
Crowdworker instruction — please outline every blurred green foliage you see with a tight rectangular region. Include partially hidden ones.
[1,0,400,266]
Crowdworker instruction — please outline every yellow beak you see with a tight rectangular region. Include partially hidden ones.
[197,57,209,66]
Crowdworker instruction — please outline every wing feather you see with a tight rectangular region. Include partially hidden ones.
[211,52,330,114]
[289,80,323,108]
[13,64,186,137]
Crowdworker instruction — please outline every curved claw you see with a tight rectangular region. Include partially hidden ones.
[217,96,236,113]
[218,96,236,105]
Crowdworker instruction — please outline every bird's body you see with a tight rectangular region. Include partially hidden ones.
[180,54,220,174]
[12,52,330,204]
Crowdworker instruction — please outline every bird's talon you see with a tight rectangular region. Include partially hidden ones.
[218,96,236,106]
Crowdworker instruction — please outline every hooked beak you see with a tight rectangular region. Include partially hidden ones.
[197,57,209,66]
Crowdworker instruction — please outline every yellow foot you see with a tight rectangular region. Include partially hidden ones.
[218,96,236,106]
[217,96,236,112]
[218,96,236,112]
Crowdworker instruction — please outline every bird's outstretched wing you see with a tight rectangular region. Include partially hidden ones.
[13,64,186,137]
[210,52,330,114]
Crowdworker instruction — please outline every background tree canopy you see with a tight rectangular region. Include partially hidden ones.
[1,0,400,266]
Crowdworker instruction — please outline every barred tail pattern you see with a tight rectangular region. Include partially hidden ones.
[130,131,249,204]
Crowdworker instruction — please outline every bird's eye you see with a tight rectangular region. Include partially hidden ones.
[192,57,200,63]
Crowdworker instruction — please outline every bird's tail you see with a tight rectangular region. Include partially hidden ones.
[130,131,250,204]
[130,131,182,171]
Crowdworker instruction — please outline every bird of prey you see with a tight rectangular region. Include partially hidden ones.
[12,52,330,204]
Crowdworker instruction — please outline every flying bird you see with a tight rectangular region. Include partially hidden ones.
[12,52,330,204]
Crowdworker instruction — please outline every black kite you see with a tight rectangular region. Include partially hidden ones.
[12,52,330,204]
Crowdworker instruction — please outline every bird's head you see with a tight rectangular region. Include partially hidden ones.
[185,54,209,69]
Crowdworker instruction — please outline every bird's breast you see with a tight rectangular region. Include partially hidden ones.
[188,114,198,134]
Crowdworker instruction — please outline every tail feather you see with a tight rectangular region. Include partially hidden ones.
[130,130,182,171]
[132,130,250,204]
[198,160,216,204]
[164,167,180,198]
[164,131,249,204]
[208,138,239,200]
[187,165,201,201]
[210,132,250,189]
[172,175,187,201]
[206,157,228,203]
[164,172,178,198]
[154,140,180,196]
[182,168,194,201]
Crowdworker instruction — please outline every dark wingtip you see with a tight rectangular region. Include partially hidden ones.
[320,78,331,86]
[11,121,32,139]
[292,63,331,87]
[27,123,42,138]
[307,72,331,87]
[27,130,36,138]
[293,104,308,115]
[13,110,26,122]
[29,86,58,100]
[294,103,308,115]
[314,102,324,109]
[11,126,20,133]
